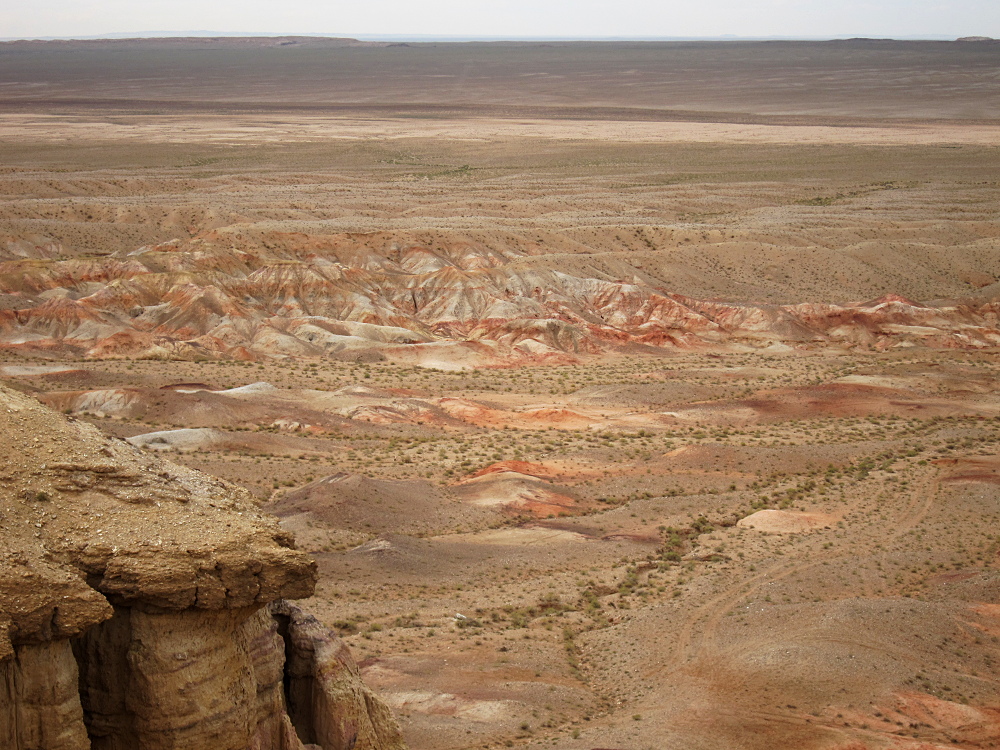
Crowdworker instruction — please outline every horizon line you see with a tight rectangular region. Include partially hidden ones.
[2,31,991,43]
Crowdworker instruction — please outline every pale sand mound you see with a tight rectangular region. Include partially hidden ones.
[215,381,277,395]
[383,341,496,371]
[736,509,837,533]
[381,690,514,722]
[41,388,143,418]
[0,364,86,377]
[465,460,555,480]
[454,469,582,516]
[331,384,396,398]
[344,400,450,425]
[464,527,589,545]
[126,427,226,452]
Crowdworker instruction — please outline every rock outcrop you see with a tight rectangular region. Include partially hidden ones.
[273,602,404,750]
[0,384,405,750]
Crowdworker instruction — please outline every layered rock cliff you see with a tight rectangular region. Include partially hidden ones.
[0,383,405,750]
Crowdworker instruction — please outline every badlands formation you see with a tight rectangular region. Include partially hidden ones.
[2,36,1000,750]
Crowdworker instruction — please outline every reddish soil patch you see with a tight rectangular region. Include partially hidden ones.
[736,383,958,421]
[520,407,595,429]
[926,570,981,585]
[936,457,1000,484]
[737,509,838,533]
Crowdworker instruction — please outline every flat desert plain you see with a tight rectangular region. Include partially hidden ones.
[2,36,1000,750]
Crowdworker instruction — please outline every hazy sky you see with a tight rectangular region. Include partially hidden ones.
[3,0,998,40]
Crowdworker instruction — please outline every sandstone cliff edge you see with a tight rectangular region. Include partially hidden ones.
[0,383,405,750]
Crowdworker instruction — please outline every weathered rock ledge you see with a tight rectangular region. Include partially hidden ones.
[0,383,404,750]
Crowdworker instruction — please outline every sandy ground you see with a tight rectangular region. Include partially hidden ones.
[4,113,1000,147]
[4,349,999,750]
